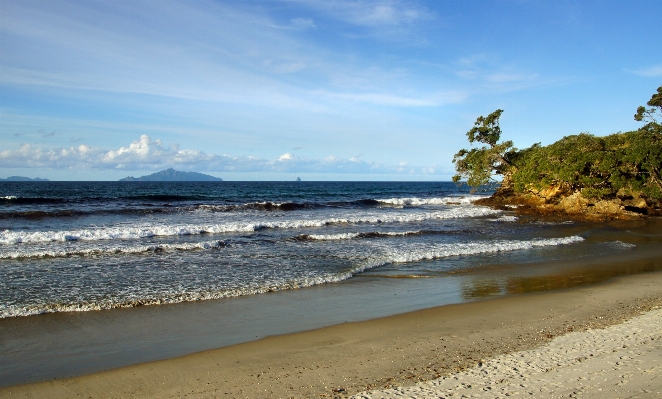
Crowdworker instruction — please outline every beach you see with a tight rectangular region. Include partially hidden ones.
[4,2,662,397]
[353,304,662,399]
[2,268,661,398]
[2,182,662,398]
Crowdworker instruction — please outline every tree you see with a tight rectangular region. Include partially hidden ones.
[452,109,516,187]
[632,85,662,195]
[451,86,662,204]
[509,86,662,200]
[634,85,662,124]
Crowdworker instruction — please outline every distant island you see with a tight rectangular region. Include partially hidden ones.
[453,85,662,220]
[120,168,223,182]
[0,176,49,181]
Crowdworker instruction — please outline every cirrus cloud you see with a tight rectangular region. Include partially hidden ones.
[289,0,433,27]
[629,64,662,77]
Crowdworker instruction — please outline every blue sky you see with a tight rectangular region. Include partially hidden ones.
[1,0,661,181]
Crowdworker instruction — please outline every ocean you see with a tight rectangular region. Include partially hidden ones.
[1,181,661,386]
[0,181,650,318]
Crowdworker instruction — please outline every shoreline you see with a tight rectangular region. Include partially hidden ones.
[2,269,662,398]
[473,188,662,221]
[2,238,661,389]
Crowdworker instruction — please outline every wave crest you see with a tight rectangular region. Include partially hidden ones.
[0,235,585,318]
[0,206,500,245]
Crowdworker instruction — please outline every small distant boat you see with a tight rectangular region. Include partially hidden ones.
[296,177,302,182]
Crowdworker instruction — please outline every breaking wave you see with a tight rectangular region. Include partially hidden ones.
[376,195,487,206]
[0,196,487,219]
[0,206,500,245]
[297,231,423,241]
[0,240,228,259]
[383,236,584,263]
[0,235,584,318]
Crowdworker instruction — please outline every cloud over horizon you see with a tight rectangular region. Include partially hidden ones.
[0,135,441,176]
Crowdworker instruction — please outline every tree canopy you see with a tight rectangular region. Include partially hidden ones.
[453,86,662,201]
[634,85,662,124]
[452,109,515,186]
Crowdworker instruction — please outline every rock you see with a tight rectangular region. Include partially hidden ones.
[475,185,658,221]
[557,192,589,214]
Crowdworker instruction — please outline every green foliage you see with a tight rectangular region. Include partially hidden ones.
[510,126,662,200]
[452,86,662,201]
[452,109,516,186]
[634,86,662,124]
[466,109,504,146]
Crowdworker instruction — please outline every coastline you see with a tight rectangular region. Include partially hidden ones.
[2,268,662,398]
[474,187,662,221]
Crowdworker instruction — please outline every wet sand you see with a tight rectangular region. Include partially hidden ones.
[1,267,662,398]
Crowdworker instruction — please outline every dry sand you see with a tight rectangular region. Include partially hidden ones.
[352,307,662,398]
[2,271,662,399]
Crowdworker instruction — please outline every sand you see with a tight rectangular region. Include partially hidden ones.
[352,307,662,398]
[1,271,662,399]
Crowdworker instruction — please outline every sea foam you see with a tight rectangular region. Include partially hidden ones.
[0,206,500,245]
[376,195,487,206]
[0,240,227,259]
[382,236,584,264]
[303,231,420,241]
[0,235,585,318]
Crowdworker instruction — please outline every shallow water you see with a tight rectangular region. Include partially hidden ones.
[0,181,582,318]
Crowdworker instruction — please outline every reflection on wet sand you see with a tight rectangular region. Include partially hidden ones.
[461,279,503,298]
[505,257,662,295]
[461,252,662,299]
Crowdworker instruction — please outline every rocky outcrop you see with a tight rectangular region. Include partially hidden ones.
[475,183,662,221]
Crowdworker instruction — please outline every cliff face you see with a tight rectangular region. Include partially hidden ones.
[475,183,662,221]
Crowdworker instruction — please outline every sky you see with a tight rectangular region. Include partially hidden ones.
[1,0,661,181]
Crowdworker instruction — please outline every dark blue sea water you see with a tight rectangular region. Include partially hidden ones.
[0,181,636,319]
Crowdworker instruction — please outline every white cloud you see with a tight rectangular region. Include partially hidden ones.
[0,135,443,175]
[278,153,296,161]
[325,91,436,106]
[450,55,567,94]
[630,65,662,77]
[269,61,307,74]
[266,17,316,30]
[487,72,539,83]
[0,1,328,110]
[290,17,316,29]
[316,88,467,106]
[0,0,447,113]
[290,0,433,27]
[455,56,540,84]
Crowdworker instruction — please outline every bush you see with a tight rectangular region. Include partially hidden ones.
[510,127,662,200]
[453,86,662,201]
